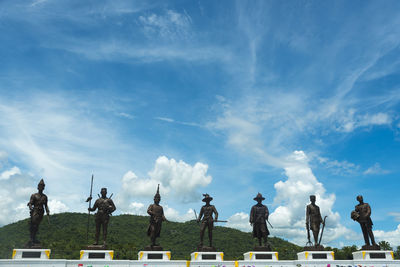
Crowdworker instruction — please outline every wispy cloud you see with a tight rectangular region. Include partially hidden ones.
[154,117,202,127]
[363,163,390,175]
[138,9,192,40]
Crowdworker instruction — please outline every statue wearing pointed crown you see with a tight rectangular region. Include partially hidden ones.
[146,184,167,250]
[27,179,50,247]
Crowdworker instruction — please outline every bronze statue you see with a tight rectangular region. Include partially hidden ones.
[249,193,270,250]
[197,193,218,250]
[147,184,167,249]
[87,188,116,246]
[351,195,380,250]
[27,179,50,247]
[306,195,326,248]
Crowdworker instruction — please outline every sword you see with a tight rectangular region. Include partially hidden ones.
[318,216,328,245]
[86,174,94,243]
[194,209,201,225]
[266,219,274,229]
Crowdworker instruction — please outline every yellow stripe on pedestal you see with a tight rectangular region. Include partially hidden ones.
[220,253,224,261]
[166,251,171,260]
[275,252,279,260]
[44,250,50,259]
[331,252,335,260]
[249,252,253,260]
[12,249,16,259]
[194,252,198,260]
[80,251,84,259]
[109,251,114,260]
[139,251,144,260]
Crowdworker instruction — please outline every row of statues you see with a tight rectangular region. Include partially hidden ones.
[26,179,380,252]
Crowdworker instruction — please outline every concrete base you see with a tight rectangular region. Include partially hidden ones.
[191,251,224,261]
[12,249,51,260]
[297,251,334,260]
[243,251,279,261]
[352,250,394,261]
[138,251,171,261]
[79,250,114,260]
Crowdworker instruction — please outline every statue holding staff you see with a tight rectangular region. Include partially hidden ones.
[87,187,116,247]
[305,195,326,249]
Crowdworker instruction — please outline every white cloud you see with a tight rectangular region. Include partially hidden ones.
[0,154,69,226]
[269,151,355,246]
[138,10,192,40]
[363,163,390,175]
[0,151,7,161]
[47,199,69,214]
[316,156,359,175]
[335,111,392,133]
[374,224,400,247]
[225,212,252,232]
[0,172,37,225]
[164,207,195,222]
[0,166,21,180]
[117,156,212,213]
[126,202,147,216]
[388,212,400,222]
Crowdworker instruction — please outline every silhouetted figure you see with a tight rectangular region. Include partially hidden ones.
[351,195,379,250]
[306,195,323,246]
[250,193,270,249]
[147,185,167,249]
[197,193,218,249]
[28,179,50,247]
[87,188,116,246]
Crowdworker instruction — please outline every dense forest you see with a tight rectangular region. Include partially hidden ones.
[0,212,398,260]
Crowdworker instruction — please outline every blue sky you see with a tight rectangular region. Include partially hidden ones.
[0,0,400,248]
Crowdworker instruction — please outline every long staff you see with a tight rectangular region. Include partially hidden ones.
[318,216,328,245]
[86,174,94,243]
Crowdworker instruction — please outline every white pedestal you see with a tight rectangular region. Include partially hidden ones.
[79,250,114,260]
[352,250,394,261]
[243,251,279,261]
[297,251,334,260]
[138,251,171,261]
[12,249,51,260]
[191,252,224,261]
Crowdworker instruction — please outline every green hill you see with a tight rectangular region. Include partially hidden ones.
[0,212,302,260]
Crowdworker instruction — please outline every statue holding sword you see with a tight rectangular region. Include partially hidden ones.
[196,193,225,250]
[249,193,271,250]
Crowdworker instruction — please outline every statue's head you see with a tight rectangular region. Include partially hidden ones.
[356,195,363,203]
[202,193,213,203]
[37,179,45,192]
[154,184,161,204]
[310,195,316,203]
[253,193,265,204]
[101,187,107,197]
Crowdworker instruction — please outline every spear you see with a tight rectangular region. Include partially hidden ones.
[85,174,94,243]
